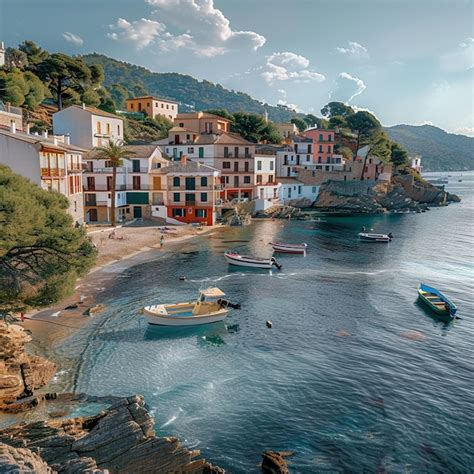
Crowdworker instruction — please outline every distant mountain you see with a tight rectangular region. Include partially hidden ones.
[81,53,298,123]
[384,124,473,171]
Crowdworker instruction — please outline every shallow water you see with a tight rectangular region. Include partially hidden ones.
[57,171,473,472]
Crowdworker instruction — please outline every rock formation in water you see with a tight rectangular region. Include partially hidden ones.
[261,450,293,474]
[313,175,460,214]
[0,322,56,412]
[0,394,224,473]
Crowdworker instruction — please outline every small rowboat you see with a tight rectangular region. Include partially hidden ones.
[270,242,307,254]
[143,287,232,326]
[418,283,457,320]
[359,232,393,242]
[224,251,282,270]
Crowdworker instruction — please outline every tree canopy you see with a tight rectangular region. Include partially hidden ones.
[0,165,96,314]
[231,112,281,143]
[321,102,354,118]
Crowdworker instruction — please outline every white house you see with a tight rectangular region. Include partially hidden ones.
[278,177,320,206]
[52,104,124,150]
[409,155,422,173]
[0,125,85,224]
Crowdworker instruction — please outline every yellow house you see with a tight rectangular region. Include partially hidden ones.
[126,96,178,121]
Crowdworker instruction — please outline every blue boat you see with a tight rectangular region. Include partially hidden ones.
[418,283,457,320]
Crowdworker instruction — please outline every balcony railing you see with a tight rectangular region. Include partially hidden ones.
[41,168,65,177]
[83,166,149,174]
[94,132,112,138]
[185,201,196,206]
[83,184,127,191]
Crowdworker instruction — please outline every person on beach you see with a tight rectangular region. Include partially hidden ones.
[160,235,164,249]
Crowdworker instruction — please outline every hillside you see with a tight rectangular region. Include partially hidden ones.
[385,124,473,171]
[81,53,297,123]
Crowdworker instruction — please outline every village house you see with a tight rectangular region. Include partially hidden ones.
[0,124,85,224]
[276,136,314,178]
[303,128,338,166]
[254,144,281,210]
[278,177,320,206]
[82,144,168,223]
[274,122,298,140]
[409,155,422,173]
[52,104,124,149]
[0,101,23,132]
[125,96,178,121]
[175,112,231,134]
[150,156,221,225]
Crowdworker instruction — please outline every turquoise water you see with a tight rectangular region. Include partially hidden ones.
[60,172,473,472]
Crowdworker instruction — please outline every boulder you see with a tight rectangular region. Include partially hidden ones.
[261,450,294,474]
[0,442,53,474]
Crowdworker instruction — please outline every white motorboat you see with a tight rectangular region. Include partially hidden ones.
[359,232,393,242]
[224,251,282,269]
[270,242,307,254]
[143,287,233,326]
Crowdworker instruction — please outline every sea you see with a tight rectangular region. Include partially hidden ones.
[57,171,473,472]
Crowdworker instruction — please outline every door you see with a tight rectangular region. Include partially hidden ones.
[132,160,140,172]
[132,176,141,190]
[87,176,95,191]
[107,176,112,190]
[133,206,142,218]
[234,162,239,172]
[88,208,98,222]
[153,176,161,190]
[234,176,239,187]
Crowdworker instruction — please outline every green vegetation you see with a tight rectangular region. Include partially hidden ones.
[0,165,96,314]
[385,124,474,171]
[124,115,173,144]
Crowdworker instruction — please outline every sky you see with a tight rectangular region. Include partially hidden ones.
[1,0,473,134]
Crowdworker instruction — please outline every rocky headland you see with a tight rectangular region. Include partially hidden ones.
[312,175,460,214]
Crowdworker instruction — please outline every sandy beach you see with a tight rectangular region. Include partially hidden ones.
[20,223,223,359]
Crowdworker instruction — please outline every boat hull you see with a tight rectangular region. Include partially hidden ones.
[417,284,457,320]
[144,307,229,326]
[225,253,274,269]
[359,233,392,242]
[270,242,307,254]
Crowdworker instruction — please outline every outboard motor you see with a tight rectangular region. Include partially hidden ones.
[271,257,282,270]
[388,232,393,241]
[218,299,241,309]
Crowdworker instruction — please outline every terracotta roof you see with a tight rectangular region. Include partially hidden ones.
[0,128,88,153]
[125,96,178,104]
[57,105,123,120]
[176,112,231,122]
[85,144,165,160]
[159,159,218,174]
[169,126,195,133]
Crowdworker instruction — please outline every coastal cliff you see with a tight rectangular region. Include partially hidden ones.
[0,394,223,473]
[0,322,56,412]
[313,175,460,214]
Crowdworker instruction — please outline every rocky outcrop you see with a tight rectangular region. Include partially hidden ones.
[261,451,293,474]
[0,322,56,412]
[0,394,223,473]
[0,443,54,473]
[313,176,460,214]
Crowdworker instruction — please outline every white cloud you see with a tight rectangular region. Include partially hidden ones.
[260,52,325,83]
[330,72,366,104]
[62,32,84,46]
[110,0,265,55]
[277,99,300,112]
[336,41,369,60]
[454,126,474,136]
[108,18,165,49]
[440,37,474,72]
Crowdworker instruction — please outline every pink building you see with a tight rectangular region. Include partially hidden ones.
[303,128,336,166]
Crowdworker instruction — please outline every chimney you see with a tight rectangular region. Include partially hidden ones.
[64,134,70,145]
[42,130,48,139]
[26,123,31,134]
[10,121,16,134]
[180,154,188,166]
[82,102,86,110]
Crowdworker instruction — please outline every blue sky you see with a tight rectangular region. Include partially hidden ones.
[1,0,473,134]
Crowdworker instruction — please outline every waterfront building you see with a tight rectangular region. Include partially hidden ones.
[278,177,320,205]
[254,144,281,210]
[409,155,422,173]
[125,96,178,121]
[275,136,314,178]
[0,101,23,132]
[174,112,231,135]
[52,104,124,149]
[0,125,85,224]
[83,144,168,223]
[151,155,221,225]
[303,128,336,165]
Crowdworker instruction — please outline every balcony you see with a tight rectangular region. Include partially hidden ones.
[83,184,126,191]
[94,132,112,138]
[41,168,65,177]
[185,200,196,206]
[129,167,149,173]
[84,167,126,174]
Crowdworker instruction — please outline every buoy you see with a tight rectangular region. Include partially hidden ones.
[179,276,186,281]
[266,320,273,328]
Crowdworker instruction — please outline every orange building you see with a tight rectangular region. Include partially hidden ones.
[175,112,231,134]
[126,96,178,121]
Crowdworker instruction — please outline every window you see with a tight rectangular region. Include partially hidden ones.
[319,134,323,141]
[147,102,150,107]
[188,147,194,153]
[117,125,120,135]
[328,135,332,142]
[173,192,180,202]
[234,162,239,172]
[319,145,323,152]
[155,102,159,107]
[132,160,140,172]
[173,177,180,187]
[234,147,239,158]
[306,155,310,162]
[257,160,262,171]
[288,187,292,198]
[312,187,317,193]
[257,175,262,183]
[173,148,177,158]
[186,135,190,140]
[162,104,165,108]
[198,147,204,158]
[298,186,302,194]
[244,162,249,172]
[328,145,331,153]
[325,165,330,171]
[132,176,141,190]
[171,105,174,110]
[245,147,249,157]
[327,157,331,163]
[244,176,251,184]
[224,147,229,157]
[195,209,208,218]
[308,145,312,153]
[200,192,208,202]
[166,104,169,109]
[201,176,208,187]
[185,193,195,204]
[130,103,134,109]
[318,156,322,163]
[179,123,184,127]
[173,208,184,217]
[270,161,274,171]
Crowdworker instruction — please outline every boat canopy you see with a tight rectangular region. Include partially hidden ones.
[200,287,226,298]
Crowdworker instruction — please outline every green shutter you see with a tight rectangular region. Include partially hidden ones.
[126,192,149,205]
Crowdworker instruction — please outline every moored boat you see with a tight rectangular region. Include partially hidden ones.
[270,242,307,254]
[417,283,457,320]
[224,251,282,269]
[358,232,393,242]
[143,287,233,326]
